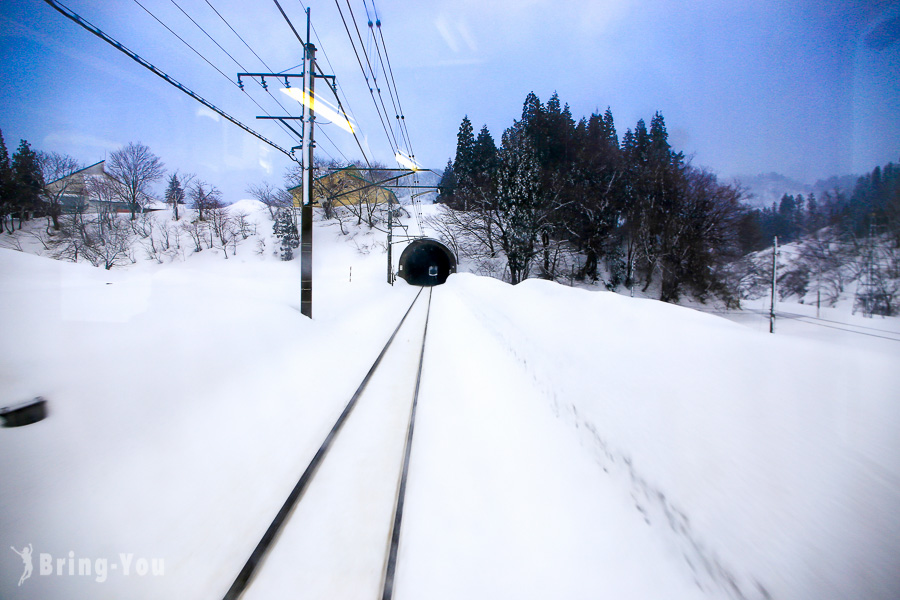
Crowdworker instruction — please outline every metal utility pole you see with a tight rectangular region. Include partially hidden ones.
[242,7,336,318]
[769,236,778,333]
[300,38,316,318]
[387,204,393,284]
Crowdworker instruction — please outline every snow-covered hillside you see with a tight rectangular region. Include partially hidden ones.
[1,202,898,599]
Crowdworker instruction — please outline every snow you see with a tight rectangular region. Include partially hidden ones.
[1,203,898,599]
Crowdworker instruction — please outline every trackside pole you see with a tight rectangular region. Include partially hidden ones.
[769,236,778,333]
[300,34,316,318]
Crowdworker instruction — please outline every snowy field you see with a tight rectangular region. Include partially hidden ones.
[1,202,898,599]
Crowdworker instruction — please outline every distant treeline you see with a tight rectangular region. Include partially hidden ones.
[437,92,744,303]
[741,161,900,250]
[435,92,899,306]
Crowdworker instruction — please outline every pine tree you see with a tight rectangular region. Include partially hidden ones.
[451,116,476,210]
[0,131,12,232]
[437,159,456,205]
[472,125,499,201]
[521,92,542,130]
[648,111,670,162]
[496,123,542,284]
[602,107,618,148]
[165,173,185,221]
[633,119,650,164]
[11,139,43,228]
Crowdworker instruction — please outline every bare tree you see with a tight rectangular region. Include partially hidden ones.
[188,180,222,221]
[181,218,209,253]
[95,216,135,269]
[84,174,119,237]
[106,142,165,220]
[48,215,97,265]
[246,181,291,220]
[38,152,82,231]
[208,206,243,259]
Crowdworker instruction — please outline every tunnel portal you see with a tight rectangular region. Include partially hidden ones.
[397,238,457,286]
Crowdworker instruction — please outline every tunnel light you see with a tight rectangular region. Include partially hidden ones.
[281,88,355,133]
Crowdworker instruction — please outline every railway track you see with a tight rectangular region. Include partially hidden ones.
[223,287,433,600]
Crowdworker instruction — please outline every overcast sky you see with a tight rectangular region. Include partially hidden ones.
[1,0,899,201]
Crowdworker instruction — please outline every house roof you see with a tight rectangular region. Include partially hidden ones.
[290,166,399,204]
[46,160,105,186]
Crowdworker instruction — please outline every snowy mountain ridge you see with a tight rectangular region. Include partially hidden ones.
[735,172,859,209]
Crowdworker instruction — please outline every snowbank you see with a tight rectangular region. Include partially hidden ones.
[1,202,897,599]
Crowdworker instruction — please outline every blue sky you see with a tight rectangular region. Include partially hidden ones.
[1,0,898,201]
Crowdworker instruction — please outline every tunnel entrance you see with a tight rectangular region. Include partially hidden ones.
[397,238,457,286]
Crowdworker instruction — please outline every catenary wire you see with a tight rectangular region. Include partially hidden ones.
[130,0,300,144]
[168,0,302,141]
[43,0,295,159]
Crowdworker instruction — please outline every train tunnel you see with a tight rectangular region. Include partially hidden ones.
[397,238,457,286]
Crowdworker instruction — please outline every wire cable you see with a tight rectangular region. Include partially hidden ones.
[131,0,301,145]
[334,0,399,154]
[168,0,300,142]
[43,0,295,159]
[346,0,401,152]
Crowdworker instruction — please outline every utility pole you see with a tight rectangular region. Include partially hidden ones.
[301,34,316,318]
[387,203,393,284]
[865,219,876,318]
[240,7,336,318]
[769,236,778,333]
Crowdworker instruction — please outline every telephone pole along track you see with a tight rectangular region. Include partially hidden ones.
[224,287,433,600]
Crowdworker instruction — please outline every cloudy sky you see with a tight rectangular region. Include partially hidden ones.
[1,0,899,201]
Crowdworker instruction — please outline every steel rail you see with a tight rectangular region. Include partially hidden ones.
[380,287,432,599]
[223,287,426,599]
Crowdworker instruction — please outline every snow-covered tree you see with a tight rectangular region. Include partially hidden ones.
[273,208,298,261]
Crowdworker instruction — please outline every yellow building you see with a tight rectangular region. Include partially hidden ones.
[289,166,398,209]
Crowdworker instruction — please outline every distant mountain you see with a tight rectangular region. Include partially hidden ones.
[735,172,859,209]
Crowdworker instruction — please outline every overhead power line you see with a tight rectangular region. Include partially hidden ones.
[44,0,296,159]
[131,0,300,144]
[165,0,302,141]
[333,0,399,154]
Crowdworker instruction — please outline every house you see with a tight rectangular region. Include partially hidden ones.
[44,160,156,214]
[289,165,399,209]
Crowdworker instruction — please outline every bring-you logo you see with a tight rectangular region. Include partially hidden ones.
[9,544,164,585]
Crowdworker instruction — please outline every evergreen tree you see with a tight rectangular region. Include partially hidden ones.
[648,111,670,162]
[11,139,43,228]
[165,173,185,221]
[472,125,500,199]
[451,116,476,210]
[436,159,456,204]
[633,119,650,164]
[567,109,623,282]
[496,123,542,284]
[602,107,618,147]
[621,128,635,158]
[0,131,12,232]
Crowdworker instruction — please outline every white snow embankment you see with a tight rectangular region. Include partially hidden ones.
[400,273,900,600]
[0,226,416,600]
